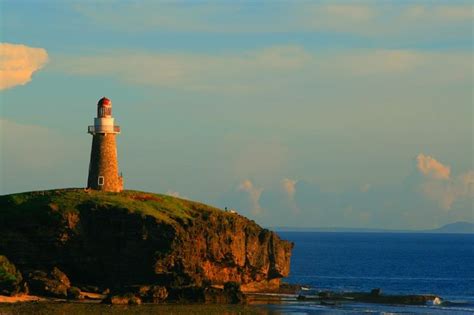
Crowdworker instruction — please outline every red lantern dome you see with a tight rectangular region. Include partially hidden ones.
[97,97,112,117]
[98,97,112,107]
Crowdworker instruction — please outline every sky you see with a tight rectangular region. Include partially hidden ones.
[0,0,472,229]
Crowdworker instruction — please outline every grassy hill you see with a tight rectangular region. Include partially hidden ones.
[0,188,226,225]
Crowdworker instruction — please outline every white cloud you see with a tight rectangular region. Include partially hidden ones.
[53,47,471,92]
[74,2,472,40]
[324,4,376,21]
[416,153,451,180]
[416,153,473,210]
[281,178,297,200]
[280,178,300,213]
[238,179,263,215]
[0,43,48,90]
[403,5,474,21]
[53,45,309,92]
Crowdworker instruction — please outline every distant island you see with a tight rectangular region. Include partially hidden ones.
[272,221,474,234]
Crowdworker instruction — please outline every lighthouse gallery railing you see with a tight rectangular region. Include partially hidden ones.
[88,125,121,133]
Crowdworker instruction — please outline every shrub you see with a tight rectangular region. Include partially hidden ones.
[0,255,23,295]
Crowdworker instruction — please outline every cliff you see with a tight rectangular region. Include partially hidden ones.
[0,189,293,297]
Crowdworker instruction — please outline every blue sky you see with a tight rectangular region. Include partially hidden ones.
[1,1,472,229]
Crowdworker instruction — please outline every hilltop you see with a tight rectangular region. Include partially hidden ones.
[0,189,293,303]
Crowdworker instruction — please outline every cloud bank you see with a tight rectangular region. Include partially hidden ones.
[238,179,263,215]
[75,2,473,40]
[0,43,48,90]
[53,46,470,92]
[221,154,473,229]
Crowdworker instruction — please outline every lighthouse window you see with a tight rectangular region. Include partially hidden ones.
[98,176,105,186]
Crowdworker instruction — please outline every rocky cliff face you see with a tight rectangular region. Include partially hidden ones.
[0,189,292,293]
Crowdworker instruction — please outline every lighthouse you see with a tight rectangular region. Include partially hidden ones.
[87,97,123,192]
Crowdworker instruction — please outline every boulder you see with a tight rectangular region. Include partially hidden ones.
[223,281,246,304]
[122,284,168,303]
[102,293,142,305]
[51,267,71,287]
[67,286,83,300]
[27,268,71,298]
[144,285,168,303]
[167,283,245,304]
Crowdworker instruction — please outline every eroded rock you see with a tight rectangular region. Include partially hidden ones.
[27,268,71,298]
[102,293,142,305]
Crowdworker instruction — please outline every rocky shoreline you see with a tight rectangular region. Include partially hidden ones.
[0,264,462,309]
[0,255,247,305]
[0,262,449,308]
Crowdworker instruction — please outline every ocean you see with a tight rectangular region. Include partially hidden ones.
[273,231,474,314]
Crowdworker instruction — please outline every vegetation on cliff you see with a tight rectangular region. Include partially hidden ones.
[0,256,23,295]
[0,189,293,303]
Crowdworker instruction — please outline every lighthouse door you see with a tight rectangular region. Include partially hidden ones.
[98,176,105,186]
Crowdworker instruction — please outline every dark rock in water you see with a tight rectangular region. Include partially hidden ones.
[344,291,438,305]
[27,268,71,298]
[79,285,101,293]
[0,255,24,296]
[102,293,142,305]
[147,285,168,303]
[67,286,83,300]
[298,290,440,306]
[370,288,382,296]
[372,294,437,305]
[167,284,246,304]
[122,284,168,303]
[278,282,303,294]
[51,267,71,287]
[0,189,293,294]
[223,281,246,304]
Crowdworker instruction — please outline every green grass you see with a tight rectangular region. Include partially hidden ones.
[0,189,227,225]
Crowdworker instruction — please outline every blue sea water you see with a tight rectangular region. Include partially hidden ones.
[276,232,474,314]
